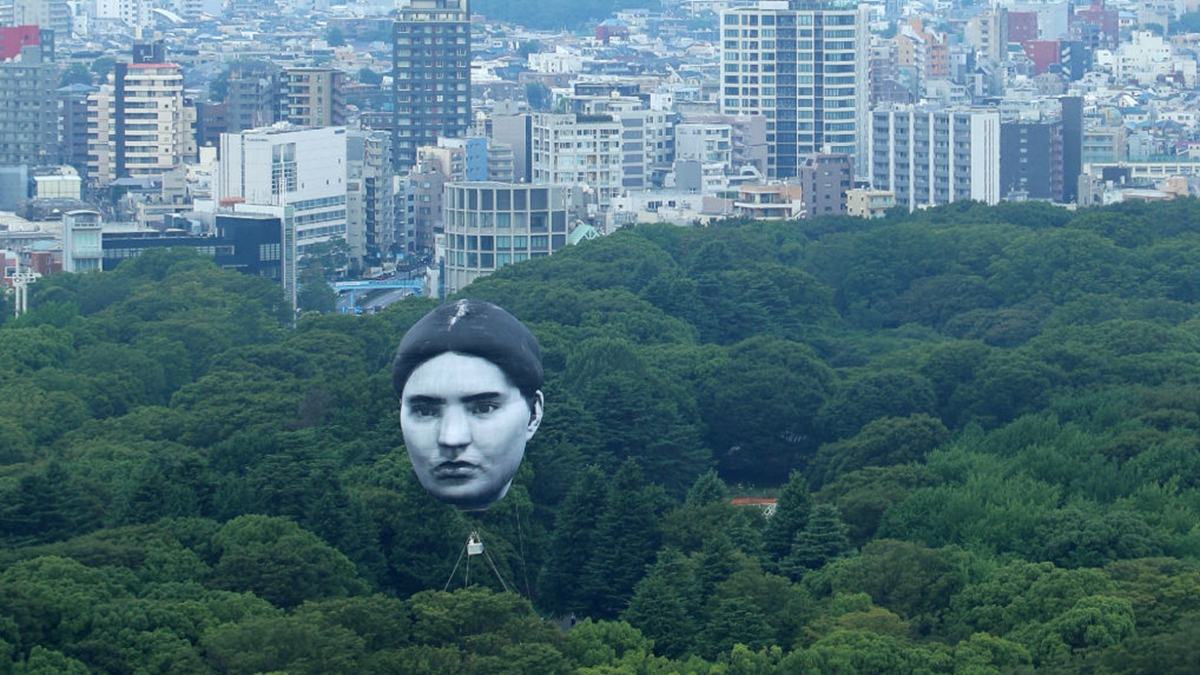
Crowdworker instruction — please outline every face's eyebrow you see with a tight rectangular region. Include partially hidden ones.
[404,394,446,406]
[405,393,503,406]
[461,392,503,404]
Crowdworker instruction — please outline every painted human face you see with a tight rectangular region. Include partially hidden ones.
[400,352,543,510]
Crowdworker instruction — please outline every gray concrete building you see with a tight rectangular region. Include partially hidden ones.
[347,128,396,268]
[442,182,576,295]
[0,30,59,168]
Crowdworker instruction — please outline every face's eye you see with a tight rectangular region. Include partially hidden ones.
[408,403,441,418]
[468,400,500,415]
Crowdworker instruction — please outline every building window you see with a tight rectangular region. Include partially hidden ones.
[271,142,297,194]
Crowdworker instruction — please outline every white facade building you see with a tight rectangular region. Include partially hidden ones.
[346,129,395,269]
[676,122,733,166]
[528,46,584,74]
[62,210,102,273]
[869,105,1001,210]
[531,108,623,210]
[218,124,348,257]
[1,0,72,37]
[719,0,870,179]
[93,0,151,29]
[1112,31,1197,88]
[532,96,673,211]
[87,61,196,187]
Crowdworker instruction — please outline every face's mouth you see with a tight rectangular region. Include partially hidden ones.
[433,461,480,479]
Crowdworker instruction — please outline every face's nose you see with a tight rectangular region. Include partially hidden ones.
[437,404,472,452]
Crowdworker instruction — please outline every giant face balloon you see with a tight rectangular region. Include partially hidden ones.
[393,300,543,510]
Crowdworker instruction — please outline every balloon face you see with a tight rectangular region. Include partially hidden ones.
[400,352,543,510]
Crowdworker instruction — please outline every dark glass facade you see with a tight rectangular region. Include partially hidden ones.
[100,213,284,281]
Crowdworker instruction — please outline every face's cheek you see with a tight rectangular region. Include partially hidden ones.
[400,415,437,466]
[478,408,530,480]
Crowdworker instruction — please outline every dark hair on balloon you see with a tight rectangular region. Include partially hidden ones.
[392,299,543,403]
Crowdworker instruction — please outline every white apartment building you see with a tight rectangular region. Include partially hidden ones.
[93,0,151,30]
[676,122,733,165]
[1008,2,1070,41]
[600,97,674,192]
[346,129,395,269]
[120,63,193,178]
[673,122,734,193]
[532,95,673,210]
[1111,31,1197,88]
[218,124,348,257]
[1,0,72,37]
[528,46,584,74]
[1157,108,1199,132]
[532,111,623,209]
[964,8,1006,64]
[719,0,869,179]
[86,84,117,182]
[869,105,1000,210]
[87,61,196,187]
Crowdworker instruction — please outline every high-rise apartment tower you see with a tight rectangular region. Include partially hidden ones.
[87,43,196,187]
[719,0,869,179]
[392,0,471,171]
[0,27,58,168]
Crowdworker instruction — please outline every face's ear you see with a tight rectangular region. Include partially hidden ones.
[526,390,544,439]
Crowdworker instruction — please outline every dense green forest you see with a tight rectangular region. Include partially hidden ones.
[3,199,1200,673]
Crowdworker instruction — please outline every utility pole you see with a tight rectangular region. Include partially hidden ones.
[10,257,40,317]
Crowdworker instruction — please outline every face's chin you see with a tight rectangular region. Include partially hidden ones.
[419,474,511,511]
[453,483,511,511]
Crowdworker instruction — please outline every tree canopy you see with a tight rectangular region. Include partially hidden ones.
[4,201,1200,671]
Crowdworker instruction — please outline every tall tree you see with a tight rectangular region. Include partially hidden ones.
[561,337,709,494]
[621,549,701,659]
[695,533,740,597]
[209,514,367,608]
[1,463,98,546]
[700,337,833,484]
[781,503,851,580]
[763,471,813,566]
[345,456,465,598]
[809,414,950,489]
[538,466,609,616]
[686,469,728,507]
[579,460,663,619]
[700,596,776,660]
[298,266,336,313]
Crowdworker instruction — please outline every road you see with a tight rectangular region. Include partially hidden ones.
[337,285,419,315]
